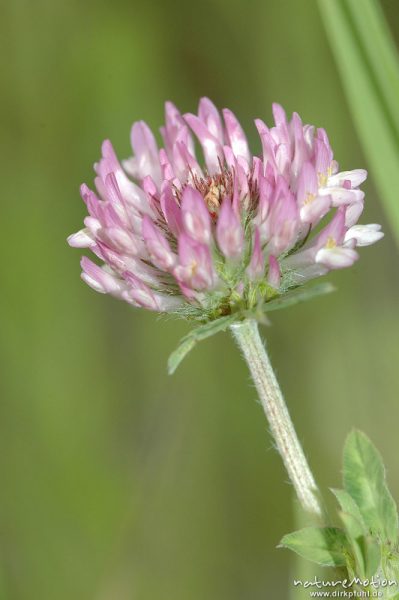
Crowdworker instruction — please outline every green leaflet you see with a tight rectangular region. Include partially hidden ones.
[332,488,380,578]
[282,433,399,584]
[331,488,366,529]
[167,314,239,374]
[318,0,399,245]
[261,282,335,313]
[339,511,381,579]
[343,430,398,545]
[279,527,348,567]
[361,536,381,580]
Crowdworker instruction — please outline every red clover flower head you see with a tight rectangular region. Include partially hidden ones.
[68,98,383,321]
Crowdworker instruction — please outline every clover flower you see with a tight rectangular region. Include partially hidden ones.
[68,99,385,519]
[68,98,383,321]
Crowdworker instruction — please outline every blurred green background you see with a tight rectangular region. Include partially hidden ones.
[1,0,398,598]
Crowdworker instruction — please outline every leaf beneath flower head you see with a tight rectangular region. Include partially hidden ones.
[168,314,239,374]
[169,283,335,373]
[261,282,335,313]
[279,527,348,567]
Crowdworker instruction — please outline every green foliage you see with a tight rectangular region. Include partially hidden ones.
[339,511,380,579]
[259,282,335,314]
[169,282,335,373]
[167,315,239,374]
[331,488,366,529]
[343,430,398,545]
[281,431,399,595]
[279,527,348,567]
[318,0,399,245]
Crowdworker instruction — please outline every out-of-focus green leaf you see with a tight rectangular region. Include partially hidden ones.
[339,511,381,579]
[343,430,398,544]
[362,536,381,580]
[279,527,348,567]
[167,336,197,375]
[260,282,335,313]
[169,281,335,373]
[331,488,366,529]
[318,0,399,245]
[168,315,238,374]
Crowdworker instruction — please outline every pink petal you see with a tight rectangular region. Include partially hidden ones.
[246,227,264,280]
[314,138,332,178]
[83,216,102,237]
[142,215,176,270]
[316,207,347,248]
[255,119,278,173]
[319,186,364,207]
[222,108,251,164]
[67,229,94,248]
[161,101,195,157]
[297,162,318,205]
[291,112,309,177]
[159,148,175,181]
[345,202,364,227]
[198,97,224,143]
[216,199,244,259]
[266,177,299,254]
[95,242,160,286]
[184,113,224,174]
[122,272,159,310]
[80,257,125,296]
[299,194,331,225]
[344,224,384,247]
[174,234,215,290]
[127,121,162,185]
[303,124,315,151]
[100,140,149,214]
[160,182,183,237]
[271,177,298,225]
[267,255,281,288]
[181,186,211,245]
[272,103,290,144]
[256,172,273,223]
[315,246,359,269]
[172,141,203,181]
[328,169,367,188]
[98,226,141,256]
[80,184,102,220]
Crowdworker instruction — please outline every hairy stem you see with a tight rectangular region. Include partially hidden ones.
[231,319,324,520]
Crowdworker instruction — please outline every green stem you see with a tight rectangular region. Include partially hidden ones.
[231,319,324,521]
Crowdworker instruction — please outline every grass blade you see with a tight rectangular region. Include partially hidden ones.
[318,0,399,244]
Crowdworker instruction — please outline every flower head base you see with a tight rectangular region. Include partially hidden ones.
[69,98,383,322]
